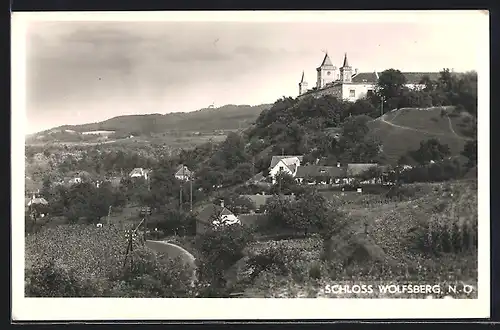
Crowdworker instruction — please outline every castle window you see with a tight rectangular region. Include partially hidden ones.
[349,89,356,98]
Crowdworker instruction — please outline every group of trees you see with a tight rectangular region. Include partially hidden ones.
[371,68,478,118]
[40,181,127,224]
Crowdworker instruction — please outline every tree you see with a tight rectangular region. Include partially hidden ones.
[195,223,253,290]
[409,139,451,165]
[340,115,372,145]
[348,98,378,118]
[270,171,302,195]
[264,190,330,236]
[419,75,436,92]
[376,69,408,104]
[88,182,116,223]
[461,140,477,169]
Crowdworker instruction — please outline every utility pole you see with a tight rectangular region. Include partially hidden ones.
[179,165,184,213]
[381,96,384,117]
[107,205,112,225]
[189,176,193,212]
[251,156,255,177]
[281,148,284,156]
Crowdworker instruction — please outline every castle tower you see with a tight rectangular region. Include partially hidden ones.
[339,53,353,83]
[316,52,337,89]
[298,71,308,95]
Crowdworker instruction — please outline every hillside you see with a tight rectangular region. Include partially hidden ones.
[27,104,271,144]
[368,107,469,163]
[367,106,475,164]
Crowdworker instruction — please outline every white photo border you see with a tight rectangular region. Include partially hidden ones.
[11,10,490,321]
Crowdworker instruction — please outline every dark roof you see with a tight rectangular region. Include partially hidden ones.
[248,171,265,182]
[295,165,346,178]
[318,53,335,69]
[350,72,442,85]
[238,213,269,227]
[342,53,350,68]
[351,72,378,84]
[403,72,441,84]
[195,204,234,224]
[175,165,192,176]
[269,155,303,169]
[346,163,378,177]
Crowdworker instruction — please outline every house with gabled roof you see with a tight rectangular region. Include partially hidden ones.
[129,168,151,180]
[174,164,193,181]
[194,201,240,235]
[268,155,303,184]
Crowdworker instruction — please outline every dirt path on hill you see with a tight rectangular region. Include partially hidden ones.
[378,111,469,141]
[378,113,447,136]
[446,116,473,141]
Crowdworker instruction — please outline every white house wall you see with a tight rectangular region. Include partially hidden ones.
[342,83,375,101]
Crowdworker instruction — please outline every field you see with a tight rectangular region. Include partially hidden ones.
[25,179,478,298]
[367,107,473,164]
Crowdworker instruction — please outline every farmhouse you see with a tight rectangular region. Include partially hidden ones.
[26,194,49,218]
[174,164,193,181]
[295,165,347,185]
[268,155,303,184]
[194,202,240,235]
[298,52,441,101]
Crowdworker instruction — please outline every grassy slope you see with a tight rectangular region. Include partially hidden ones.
[367,106,473,165]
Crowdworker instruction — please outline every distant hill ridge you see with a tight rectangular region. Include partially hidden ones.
[33,104,271,137]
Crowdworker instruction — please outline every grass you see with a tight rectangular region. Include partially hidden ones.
[367,107,469,164]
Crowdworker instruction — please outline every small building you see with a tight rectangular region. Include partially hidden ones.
[245,171,265,185]
[194,202,240,235]
[174,164,193,181]
[129,168,151,181]
[26,194,49,218]
[268,155,303,184]
[295,165,347,185]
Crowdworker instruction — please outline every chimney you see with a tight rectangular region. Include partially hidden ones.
[220,199,224,208]
[354,68,358,75]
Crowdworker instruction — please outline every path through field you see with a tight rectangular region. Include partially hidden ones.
[377,108,471,140]
[446,116,473,141]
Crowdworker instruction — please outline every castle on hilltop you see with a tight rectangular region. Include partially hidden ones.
[298,52,441,102]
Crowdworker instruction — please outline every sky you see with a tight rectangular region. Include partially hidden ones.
[16,11,486,134]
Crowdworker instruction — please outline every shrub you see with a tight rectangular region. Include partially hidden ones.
[114,247,195,298]
[385,184,416,201]
[406,204,478,256]
[308,262,322,280]
[195,224,254,288]
[246,243,303,280]
[26,259,103,297]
